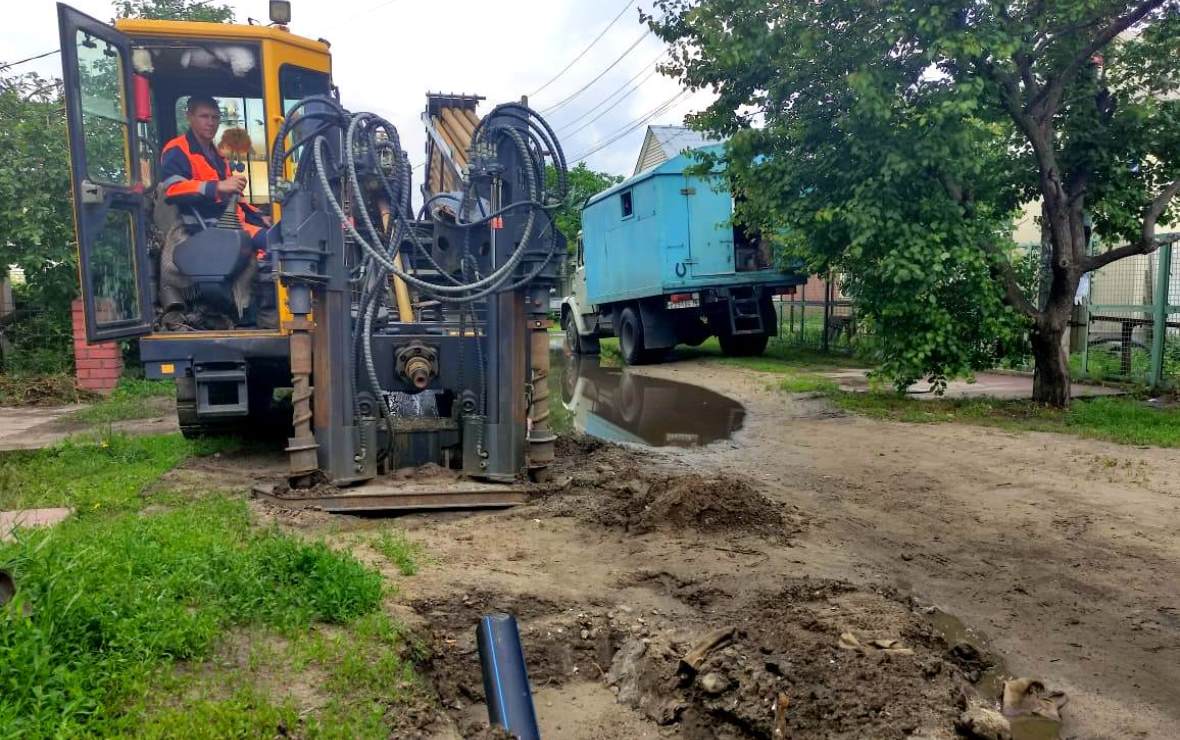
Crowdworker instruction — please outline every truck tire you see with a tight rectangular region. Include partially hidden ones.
[719,332,769,357]
[564,311,599,355]
[619,306,657,365]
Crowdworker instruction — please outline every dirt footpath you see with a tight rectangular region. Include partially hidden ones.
[220,357,1180,738]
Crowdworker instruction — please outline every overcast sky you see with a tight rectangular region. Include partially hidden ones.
[6,0,713,182]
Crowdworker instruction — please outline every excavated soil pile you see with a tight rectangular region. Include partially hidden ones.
[596,473,790,537]
[542,435,805,540]
[609,580,971,739]
[410,578,974,739]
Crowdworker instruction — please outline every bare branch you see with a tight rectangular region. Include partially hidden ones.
[1084,179,1180,271]
[1035,0,1167,119]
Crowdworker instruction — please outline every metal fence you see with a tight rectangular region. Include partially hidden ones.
[1075,241,1179,389]
[773,278,865,353]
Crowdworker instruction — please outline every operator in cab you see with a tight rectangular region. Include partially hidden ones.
[157,95,275,329]
[160,95,271,249]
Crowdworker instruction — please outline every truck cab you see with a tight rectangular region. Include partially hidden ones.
[58,3,332,434]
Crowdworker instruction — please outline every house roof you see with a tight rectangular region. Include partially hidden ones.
[633,125,724,174]
[588,144,726,209]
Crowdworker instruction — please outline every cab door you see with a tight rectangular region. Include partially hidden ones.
[58,3,152,342]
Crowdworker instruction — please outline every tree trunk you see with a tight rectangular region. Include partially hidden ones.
[1031,323,1071,408]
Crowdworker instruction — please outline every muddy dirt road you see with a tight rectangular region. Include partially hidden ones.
[195,354,1180,738]
[627,360,1180,739]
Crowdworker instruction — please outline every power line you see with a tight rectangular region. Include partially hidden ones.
[555,48,666,133]
[529,0,635,97]
[0,49,61,72]
[569,89,691,164]
[559,64,661,138]
[540,31,650,115]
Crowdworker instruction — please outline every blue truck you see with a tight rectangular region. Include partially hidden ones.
[561,147,804,364]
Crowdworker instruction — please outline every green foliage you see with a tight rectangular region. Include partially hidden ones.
[546,163,624,252]
[115,0,235,22]
[0,496,383,736]
[73,377,175,424]
[0,432,230,513]
[648,0,1180,402]
[0,74,77,375]
[370,529,423,576]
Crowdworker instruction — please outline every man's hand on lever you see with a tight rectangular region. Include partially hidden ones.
[216,174,248,197]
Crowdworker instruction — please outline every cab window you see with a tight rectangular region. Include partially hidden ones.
[279,65,330,175]
[131,39,268,205]
[279,65,330,113]
[76,31,131,186]
[174,95,269,205]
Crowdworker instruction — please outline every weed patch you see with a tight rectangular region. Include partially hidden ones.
[0,496,384,736]
[371,529,423,576]
[0,432,234,514]
[0,373,97,407]
[73,377,175,424]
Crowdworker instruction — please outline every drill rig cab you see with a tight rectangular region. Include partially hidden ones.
[58,4,567,498]
[58,3,332,436]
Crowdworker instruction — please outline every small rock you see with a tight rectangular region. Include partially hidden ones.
[955,706,1011,740]
[581,629,590,640]
[698,672,728,695]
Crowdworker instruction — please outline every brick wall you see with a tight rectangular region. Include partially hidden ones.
[71,299,122,394]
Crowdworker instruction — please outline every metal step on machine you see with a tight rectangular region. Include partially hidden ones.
[252,94,568,512]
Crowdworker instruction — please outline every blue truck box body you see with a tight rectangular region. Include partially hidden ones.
[581,146,799,305]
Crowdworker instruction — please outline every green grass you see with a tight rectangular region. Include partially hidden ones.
[126,611,418,739]
[834,392,1180,447]
[0,427,429,736]
[370,529,423,576]
[0,495,385,737]
[0,432,234,514]
[72,377,175,424]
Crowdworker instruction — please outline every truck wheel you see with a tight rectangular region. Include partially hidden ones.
[719,332,769,357]
[564,311,599,355]
[618,306,651,365]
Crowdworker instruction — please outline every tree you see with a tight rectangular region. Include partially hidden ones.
[547,163,624,251]
[648,0,1180,406]
[114,0,235,22]
[0,72,77,372]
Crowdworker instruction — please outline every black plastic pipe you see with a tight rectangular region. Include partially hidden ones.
[476,613,540,739]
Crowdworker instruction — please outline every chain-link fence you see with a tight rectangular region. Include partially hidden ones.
[1074,240,1178,389]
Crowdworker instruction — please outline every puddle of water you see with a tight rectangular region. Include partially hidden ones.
[927,609,1062,740]
[548,349,745,448]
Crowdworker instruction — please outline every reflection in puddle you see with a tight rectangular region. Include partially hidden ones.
[548,350,745,447]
